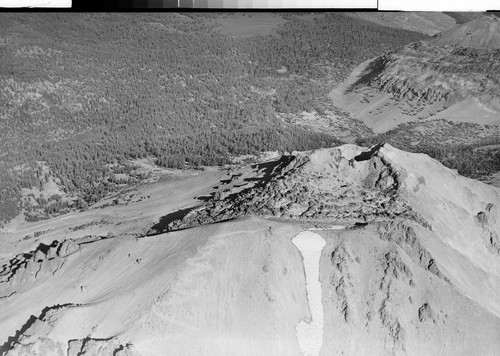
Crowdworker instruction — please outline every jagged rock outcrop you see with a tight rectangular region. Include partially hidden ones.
[0,303,140,356]
[2,143,500,356]
[418,303,436,324]
[321,227,424,355]
[164,145,430,232]
[377,221,445,280]
[329,244,355,323]
[67,338,139,356]
[375,248,423,353]
[321,214,500,356]
[0,303,77,355]
[332,18,500,134]
[349,41,500,117]
[475,203,500,254]
[0,239,80,291]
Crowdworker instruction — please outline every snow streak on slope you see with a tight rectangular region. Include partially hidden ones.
[2,143,500,355]
[125,218,309,356]
[0,218,311,355]
[292,231,326,356]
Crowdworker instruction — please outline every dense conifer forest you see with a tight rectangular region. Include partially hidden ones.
[0,13,430,225]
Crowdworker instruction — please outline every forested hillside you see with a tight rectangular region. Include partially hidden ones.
[0,13,427,225]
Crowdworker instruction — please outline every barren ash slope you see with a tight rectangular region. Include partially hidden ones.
[1,144,500,355]
[330,15,500,134]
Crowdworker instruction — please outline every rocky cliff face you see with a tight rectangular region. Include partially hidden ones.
[330,16,500,133]
[0,239,80,291]
[166,145,430,232]
[349,41,500,117]
[163,143,500,320]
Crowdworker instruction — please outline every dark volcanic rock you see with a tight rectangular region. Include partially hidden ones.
[165,146,431,232]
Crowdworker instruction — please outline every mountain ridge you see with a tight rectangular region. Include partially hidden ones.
[329,15,500,143]
[430,15,500,49]
[1,143,499,355]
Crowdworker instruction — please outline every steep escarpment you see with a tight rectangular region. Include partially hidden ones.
[340,41,500,132]
[353,42,499,106]
[331,16,500,134]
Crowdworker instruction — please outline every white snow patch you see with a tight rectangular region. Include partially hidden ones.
[292,231,326,356]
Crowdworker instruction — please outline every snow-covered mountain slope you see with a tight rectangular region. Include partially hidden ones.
[1,144,499,355]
